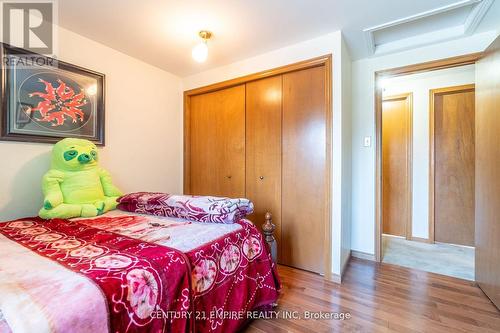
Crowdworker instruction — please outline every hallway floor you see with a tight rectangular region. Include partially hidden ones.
[382,235,475,280]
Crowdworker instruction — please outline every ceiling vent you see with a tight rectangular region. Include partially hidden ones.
[364,0,493,56]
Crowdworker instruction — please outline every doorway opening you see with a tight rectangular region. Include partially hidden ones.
[375,54,481,280]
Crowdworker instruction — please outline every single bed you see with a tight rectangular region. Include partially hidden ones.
[0,211,280,333]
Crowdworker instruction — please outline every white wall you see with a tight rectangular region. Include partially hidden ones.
[382,65,475,239]
[351,30,497,255]
[0,27,183,220]
[340,37,352,276]
[183,31,351,277]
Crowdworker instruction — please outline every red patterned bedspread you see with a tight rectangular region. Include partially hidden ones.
[187,219,280,333]
[0,214,280,333]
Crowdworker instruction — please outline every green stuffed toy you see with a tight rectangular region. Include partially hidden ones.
[39,138,123,219]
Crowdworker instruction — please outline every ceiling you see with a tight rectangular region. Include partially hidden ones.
[365,0,497,55]
[58,0,500,77]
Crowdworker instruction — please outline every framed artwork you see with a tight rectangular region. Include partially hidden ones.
[0,43,105,145]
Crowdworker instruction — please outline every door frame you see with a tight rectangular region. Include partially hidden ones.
[429,83,476,244]
[183,55,333,280]
[381,92,413,240]
[374,52,482,262]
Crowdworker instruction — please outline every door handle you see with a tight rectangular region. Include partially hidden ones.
[226,175,232,179]
[259,176,264,180]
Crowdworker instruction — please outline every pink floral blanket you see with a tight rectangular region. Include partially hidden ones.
[117,192,254,224]
[0,213,280,333]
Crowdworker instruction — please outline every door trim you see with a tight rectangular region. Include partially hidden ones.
[382,92,413,240]
[184,55,331,97]
[374,52,482,262]
[183,55,333,280]
[429,84,475,244]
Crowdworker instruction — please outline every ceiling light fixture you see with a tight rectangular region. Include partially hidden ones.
[192,30,212,63]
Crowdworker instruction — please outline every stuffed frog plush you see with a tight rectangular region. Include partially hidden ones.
[39,138,123,219]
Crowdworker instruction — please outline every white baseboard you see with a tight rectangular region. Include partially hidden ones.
[330,250,371,284]
[351,250,376,261]
[329,251,353,284]
[340,251,351,276]
[382,233,406,239]
[331,273,342,284]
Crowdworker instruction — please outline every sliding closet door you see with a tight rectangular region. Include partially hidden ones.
[475,35,500,309]
[246,76,282,261]
[189,85,246,197]
[282,66,326,274]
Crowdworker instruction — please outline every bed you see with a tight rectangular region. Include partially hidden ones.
[0,210,280,333]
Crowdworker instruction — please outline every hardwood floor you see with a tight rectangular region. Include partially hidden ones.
[243,258,500,332]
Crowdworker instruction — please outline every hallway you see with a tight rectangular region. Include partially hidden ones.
[382,235,474,280]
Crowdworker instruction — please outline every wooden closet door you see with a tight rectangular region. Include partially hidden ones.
[282,66,326,274]
[475,35,500,309]
[382,94,412,238]
[433,85,475,246]
[189,85,245,197]
[246,76,282,261]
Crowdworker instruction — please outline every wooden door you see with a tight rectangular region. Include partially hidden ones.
[282,66,327,274]
[431,85,475,246]
[382,93,412,238]
[475,35,500,309]
[245,76,283,261]
[189,85,245,197]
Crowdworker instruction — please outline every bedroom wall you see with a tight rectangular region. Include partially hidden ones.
[350,30,497,256]
[382,65,475,240]
[0,27,183,221]
[183,31,351,279]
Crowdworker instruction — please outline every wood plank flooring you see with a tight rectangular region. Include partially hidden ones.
[243,258,500,332]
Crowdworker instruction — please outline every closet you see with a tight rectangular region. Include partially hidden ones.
[246,76,283,262]
[184,57,330,274]
[188,85,246,198]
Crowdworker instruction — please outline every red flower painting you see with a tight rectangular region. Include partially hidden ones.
[27,78,87,127]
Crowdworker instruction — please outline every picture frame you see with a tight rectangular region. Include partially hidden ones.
[0,43,105,145]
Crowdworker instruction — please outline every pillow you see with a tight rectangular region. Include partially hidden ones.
[117,192,254,224]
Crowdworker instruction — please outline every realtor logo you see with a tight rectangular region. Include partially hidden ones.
[1,0,56,55]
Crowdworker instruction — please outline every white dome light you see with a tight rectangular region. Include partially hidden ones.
[192,42,208,63]
[192,30,212,63]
